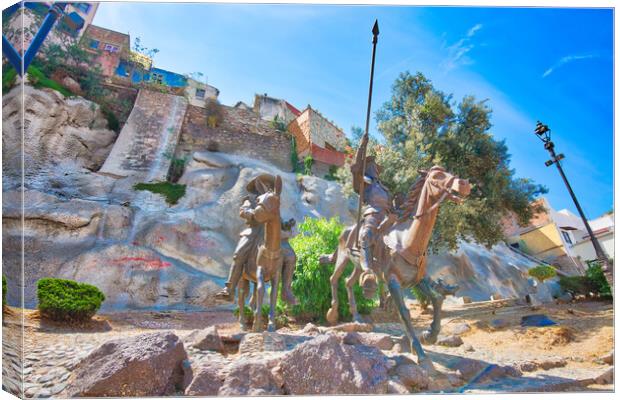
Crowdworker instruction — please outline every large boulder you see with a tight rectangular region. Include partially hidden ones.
[2,85,117,186]
[279,334,390,394]
[64,332,189,397]
[57,244,223,310]
[218,358,284,396]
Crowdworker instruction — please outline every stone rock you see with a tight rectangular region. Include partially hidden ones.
[594,367,613,385]
[464,344,475,352]
[394,363,430,390]
[555,292,573,304]
[387,378,410,394]
[325,322,373,333]
[461,296,473,304]
[3,85,117,185]
[450,323,471,335]
[437,335,464,347]
[279,334,389,394]
[302,323,320,335]
[64,332,188,397]
[61,76,81,93]
[218,358,283,396]
[57,244,219,310]
[490,293,504,301]
[184,353,229,396]
[537,356,567,370]
[341,331,394,351]
[489,318,510,330]
[517,361,538,372]
[597,351,614,365]
[238,332,311,354]
[186,326,224,352]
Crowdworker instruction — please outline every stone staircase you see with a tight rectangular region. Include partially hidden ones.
[99,89,188,181]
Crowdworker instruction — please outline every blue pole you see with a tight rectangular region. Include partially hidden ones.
[1,2,67,76]
[22,3,67,73]
[2,35,23,75]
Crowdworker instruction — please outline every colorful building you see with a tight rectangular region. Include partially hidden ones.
[81,25,130,77]
[502,197,587,274]
[3,2,99,53]
[287,106,347,176]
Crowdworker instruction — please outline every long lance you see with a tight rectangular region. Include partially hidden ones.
[355,20,380,250]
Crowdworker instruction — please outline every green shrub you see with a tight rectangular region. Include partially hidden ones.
[291,136,300,173]
[284,217,377,322]
[2,275,7,306]
[558,262,612,299]
[585,262,612,298]
[2,66,17,95]
[528,265,557,283]
[303,156,314,176]
[26,65,73,97]
[134,182,186,205]
[37,278,105,322]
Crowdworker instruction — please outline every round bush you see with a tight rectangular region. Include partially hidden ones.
[37,278,105,322]
[528,265,557,283]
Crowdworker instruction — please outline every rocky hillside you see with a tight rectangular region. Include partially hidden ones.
[2,86,559,311]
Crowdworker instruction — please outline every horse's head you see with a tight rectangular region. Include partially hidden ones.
[422,166,471,204]
[253,175,282,224]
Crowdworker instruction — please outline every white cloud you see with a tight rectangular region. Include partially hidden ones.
[542,54,597,78]
[440,23,483,72]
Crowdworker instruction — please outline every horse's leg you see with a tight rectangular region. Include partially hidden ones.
[249,281,257,312]
[326,249,349,325]
[238,279,249,331]
[345,265,363,323]
[417,277,443,344]
[267,269,281,332]
[387,275,433,370]
[252,267,266,332]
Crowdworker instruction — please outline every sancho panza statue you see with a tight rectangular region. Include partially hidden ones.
[216,175,297,305]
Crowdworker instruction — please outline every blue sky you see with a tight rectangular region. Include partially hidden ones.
[94,4,614,218]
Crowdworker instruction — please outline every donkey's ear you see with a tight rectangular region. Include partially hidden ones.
[256,180,269,194]
[275,175,282,195]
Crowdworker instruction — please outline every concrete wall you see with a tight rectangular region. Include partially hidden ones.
[99,89,188,180]
[177,105,292,171]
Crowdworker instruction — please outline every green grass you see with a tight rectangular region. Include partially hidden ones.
[133,182,186,205]
[2,67,17,95]
[26,65,73,97]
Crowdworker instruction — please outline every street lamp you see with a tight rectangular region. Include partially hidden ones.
[533,121,613,290]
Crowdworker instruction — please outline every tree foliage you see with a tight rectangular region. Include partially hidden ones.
[370,71,546,250]
[528,265,557,283]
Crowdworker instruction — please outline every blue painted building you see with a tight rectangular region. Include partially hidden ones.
[115,62,187,88]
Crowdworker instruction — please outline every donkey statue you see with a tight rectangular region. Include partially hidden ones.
[235,174,284,332]
[320,166,470,368]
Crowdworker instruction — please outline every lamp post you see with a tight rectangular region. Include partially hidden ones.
[533,121,613,290]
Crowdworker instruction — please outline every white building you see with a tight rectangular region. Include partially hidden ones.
[185,77,220,108]
[570,213,614,264]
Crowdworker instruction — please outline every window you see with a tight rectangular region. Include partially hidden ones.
[195,88,206,99]
[561,230,573,245]
[103,43,120,53]
[89,39,99,49]
[150,73,164,84]
[74,3,91,14]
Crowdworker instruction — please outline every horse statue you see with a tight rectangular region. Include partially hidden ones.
[235,174,284,332]
[320,166,470,367]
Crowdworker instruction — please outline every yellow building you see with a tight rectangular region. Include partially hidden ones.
[502,197,586,274]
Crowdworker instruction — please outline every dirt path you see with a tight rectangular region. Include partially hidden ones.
[2,299,613,396]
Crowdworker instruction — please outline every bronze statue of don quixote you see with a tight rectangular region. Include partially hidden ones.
[218,20,471,368]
